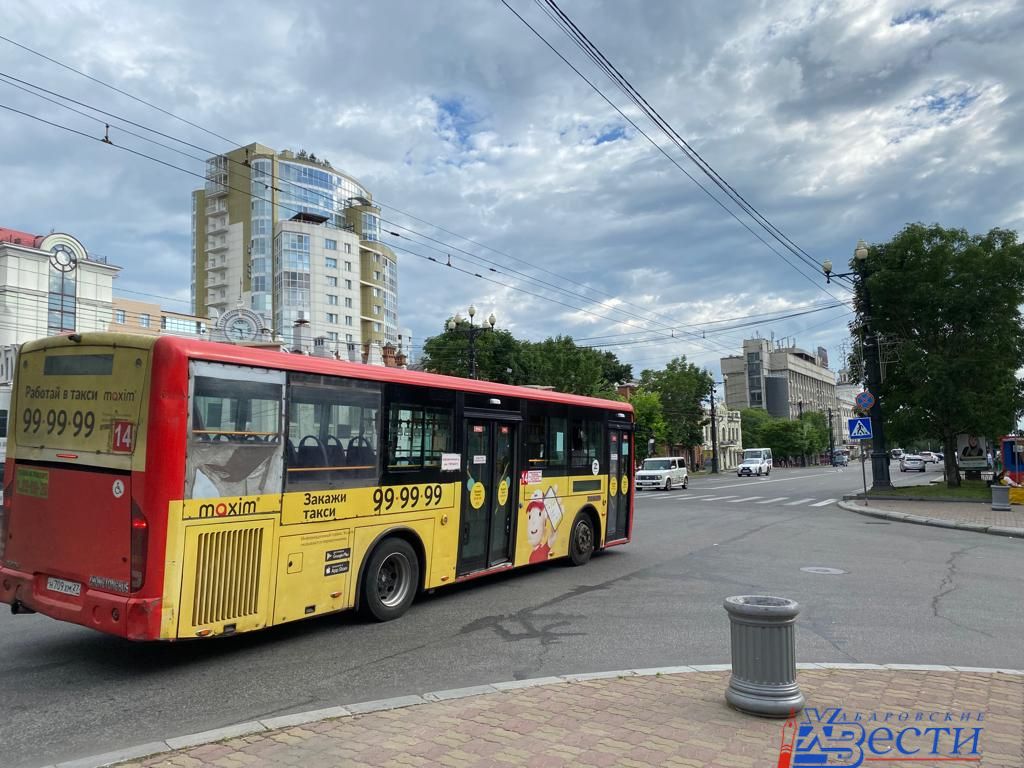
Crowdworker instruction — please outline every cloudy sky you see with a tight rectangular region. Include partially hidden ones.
[2,0,1022,378]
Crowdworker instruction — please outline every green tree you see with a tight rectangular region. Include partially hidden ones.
[519,336,621,396]
[638,357,713,449]
[762,419,804,463]
[598,351,633,389]
[740,408,772,449]
[420,320,523,382]
[631,389,667,462]
[851,224,1024,486]
[799,411,830,460]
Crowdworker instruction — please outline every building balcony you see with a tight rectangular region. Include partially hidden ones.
[206,239,228,253]
[206,219,228,236]
[205,201,227,216]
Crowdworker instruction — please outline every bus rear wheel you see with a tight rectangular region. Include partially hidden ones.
[361,538,419,622]
[568,512,595,567]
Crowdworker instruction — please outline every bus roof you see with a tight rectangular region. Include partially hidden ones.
[22,333,633,414]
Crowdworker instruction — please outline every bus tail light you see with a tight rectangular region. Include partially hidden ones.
[130,503,148,592]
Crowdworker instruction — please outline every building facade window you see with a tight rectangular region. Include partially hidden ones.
[140,313,151,328]
[326,313,338,324]
[115,309,126,324]
[327,276,338,287]
[327,295,338,305]
[345,279,352,289]
[345,315,353,326]
[344,261,352,272]
[47,248,77,335]
[325,257,338,269]
[325,239,337,250]
[344,243,352,253]
[345,297,353,308]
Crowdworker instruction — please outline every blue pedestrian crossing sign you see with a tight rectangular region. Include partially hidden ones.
[848,417,873,440]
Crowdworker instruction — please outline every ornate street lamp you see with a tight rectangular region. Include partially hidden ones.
[447,305,497,379]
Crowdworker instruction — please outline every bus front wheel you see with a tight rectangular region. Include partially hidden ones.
[361,538,419,622]
[568,512,595,567]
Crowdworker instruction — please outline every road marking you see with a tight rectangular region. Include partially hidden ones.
[700,495,737,501]
[786,498,816,506]
[711,472,838,490]
[727,497,763,503]
[756,497,790,504]
[810,498,837,507]
[673,494,715,501]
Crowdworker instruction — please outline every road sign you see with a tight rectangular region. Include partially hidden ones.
[855,390,875,411]
[848,417,873,440]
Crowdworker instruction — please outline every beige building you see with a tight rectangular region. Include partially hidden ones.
[192,144,398,354]
[703,402,743,470]
[721,338,837,420]
[108,297,208,338]
[0,228,120,381]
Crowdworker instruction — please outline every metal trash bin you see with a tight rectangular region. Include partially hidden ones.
[724,595,805,717]
[992,483,1010,511]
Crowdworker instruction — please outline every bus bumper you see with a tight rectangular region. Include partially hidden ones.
[0,567,161,640]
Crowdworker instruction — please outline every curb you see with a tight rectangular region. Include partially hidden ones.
[838,500,1024,538]
[44,663,1024,768]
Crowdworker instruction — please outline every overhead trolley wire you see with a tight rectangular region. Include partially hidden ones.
[499,0,851,302]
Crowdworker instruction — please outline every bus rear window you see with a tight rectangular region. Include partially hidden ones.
[43,354,114,376]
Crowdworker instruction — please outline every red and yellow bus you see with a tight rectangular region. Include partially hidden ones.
[0,333,633,640]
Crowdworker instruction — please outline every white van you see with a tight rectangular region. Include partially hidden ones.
[636,456,689,491]
[736,447,773,477]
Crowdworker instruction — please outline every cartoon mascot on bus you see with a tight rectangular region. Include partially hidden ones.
[525,487,563,563]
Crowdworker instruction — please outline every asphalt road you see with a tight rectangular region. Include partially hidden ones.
[2,463,1021,768]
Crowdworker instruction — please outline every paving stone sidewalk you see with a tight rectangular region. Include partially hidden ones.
[113,668,1023,768]
[840,499,1024,537]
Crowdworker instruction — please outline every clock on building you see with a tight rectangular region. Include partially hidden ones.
[216,307,263,342]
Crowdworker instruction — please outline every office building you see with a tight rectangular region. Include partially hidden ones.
[108,297,209,338]
[721,337,837,419]
[0,227,120,381]
[191,144,398,353]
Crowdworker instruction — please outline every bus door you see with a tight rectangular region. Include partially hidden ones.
[606,428,631,541]
[458,419,516,574]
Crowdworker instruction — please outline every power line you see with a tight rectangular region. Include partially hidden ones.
[533,0,846,286]
[499,0,850,302]
[0,33,240,146]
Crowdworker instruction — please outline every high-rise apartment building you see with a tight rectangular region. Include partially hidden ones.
[191,144,398,352]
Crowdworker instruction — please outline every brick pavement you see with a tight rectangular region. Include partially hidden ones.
[115,669,1023,768]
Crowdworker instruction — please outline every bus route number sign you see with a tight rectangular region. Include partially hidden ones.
[111,420,134,453]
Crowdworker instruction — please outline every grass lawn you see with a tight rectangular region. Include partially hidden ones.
[868,480,992,501]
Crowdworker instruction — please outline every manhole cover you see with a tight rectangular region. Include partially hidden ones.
[800,566,848,575]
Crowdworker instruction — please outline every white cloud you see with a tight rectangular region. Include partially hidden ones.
[1,0,1021,375]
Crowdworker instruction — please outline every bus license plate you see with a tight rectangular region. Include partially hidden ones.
[46,577,82,597]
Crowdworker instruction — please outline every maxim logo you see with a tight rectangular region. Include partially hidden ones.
[198,499,258,518]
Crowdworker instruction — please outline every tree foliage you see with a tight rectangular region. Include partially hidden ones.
[419,321,631,397]
[631,389,667,462]
[638,357,713,448]
[850,224,1024,485]
[740,408,772,450]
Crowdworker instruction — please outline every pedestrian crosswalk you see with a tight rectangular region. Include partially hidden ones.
[637,492,838,509]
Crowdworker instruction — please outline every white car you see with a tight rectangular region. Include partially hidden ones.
[737,448,773,477]
[636,457,689,491]
[900,454,926,472]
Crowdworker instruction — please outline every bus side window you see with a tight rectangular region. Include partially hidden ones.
[526,412,547,466]
[187,368,284,500]
[387,404,452,469]
[286,373,381,491]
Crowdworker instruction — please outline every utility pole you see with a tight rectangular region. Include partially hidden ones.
[709,391,719,474]
[823,239,892,490]
[798,400,806,467]
[827,407,836,464]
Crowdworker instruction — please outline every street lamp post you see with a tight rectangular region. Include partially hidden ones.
[446,304,496,380]
[823,239,892,489]
[709,376,727,474]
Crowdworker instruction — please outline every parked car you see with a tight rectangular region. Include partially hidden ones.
[832,451,849,466]
[900,454,926,472]
[636,456,689,491]
[890,448,905,460]
[919,451,939,464]
[935,452,944,463]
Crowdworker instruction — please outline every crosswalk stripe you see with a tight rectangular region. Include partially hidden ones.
[786,498,816,506]
[810,498,837,507]
[728,497,763,503]
[675,494,715,501]
[701,495,737,501]
[756,497,789,504]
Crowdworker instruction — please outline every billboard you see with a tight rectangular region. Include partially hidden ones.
[956,434,989,470]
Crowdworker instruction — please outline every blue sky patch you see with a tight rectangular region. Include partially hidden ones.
[595,125,627,144]
[892,8,942,26]
[435,96,480,149]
